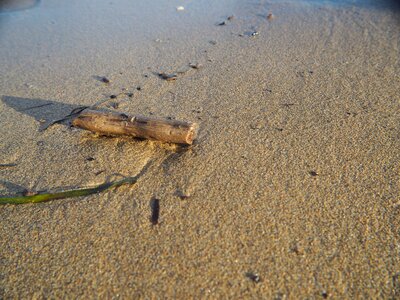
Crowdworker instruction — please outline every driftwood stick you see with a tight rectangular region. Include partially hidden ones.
[72,110,198,145]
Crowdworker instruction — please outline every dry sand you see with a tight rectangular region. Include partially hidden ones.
[0,0,399,298]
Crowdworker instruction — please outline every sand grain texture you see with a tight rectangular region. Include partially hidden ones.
[0,0,399,298]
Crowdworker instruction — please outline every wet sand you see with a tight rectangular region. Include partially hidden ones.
[0,0,399,298]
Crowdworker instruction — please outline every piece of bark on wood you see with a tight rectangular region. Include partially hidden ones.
[72,109,198,145]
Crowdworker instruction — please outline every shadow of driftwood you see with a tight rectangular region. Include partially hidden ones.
[0,180,26,195]
[2,95,86,131]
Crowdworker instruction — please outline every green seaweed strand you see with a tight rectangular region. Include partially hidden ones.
[0,177,137,205]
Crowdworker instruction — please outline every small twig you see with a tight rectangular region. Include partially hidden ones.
[41,93,124,132]
[40,106,89,131]
[21,103,53,111]
[0,163,17,169]
[72,110,199,145]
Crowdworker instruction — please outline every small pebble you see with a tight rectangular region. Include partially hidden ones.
[189,63,202,69]
[251,31,259,36]
[95,170,104,176]
[110,94,117,99]
[101,77,110,83]
[267,13,274,20]
[176,6,184,11]
[309,170,318,176]
[158,73,178,81]
[245,272,261,283]
[176,190,190,200]
[192,107,203,113]
[218,21,226,26]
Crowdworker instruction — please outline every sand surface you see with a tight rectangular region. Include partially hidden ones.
[0,0,399,298]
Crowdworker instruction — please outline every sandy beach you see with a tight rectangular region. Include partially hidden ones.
[1,0,399,298]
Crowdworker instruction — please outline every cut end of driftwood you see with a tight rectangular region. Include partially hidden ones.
[72,110,199,145]
[185,123,199,145]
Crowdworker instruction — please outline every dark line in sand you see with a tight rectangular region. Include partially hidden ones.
[0,164,17,169]
[21,103,53,111]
